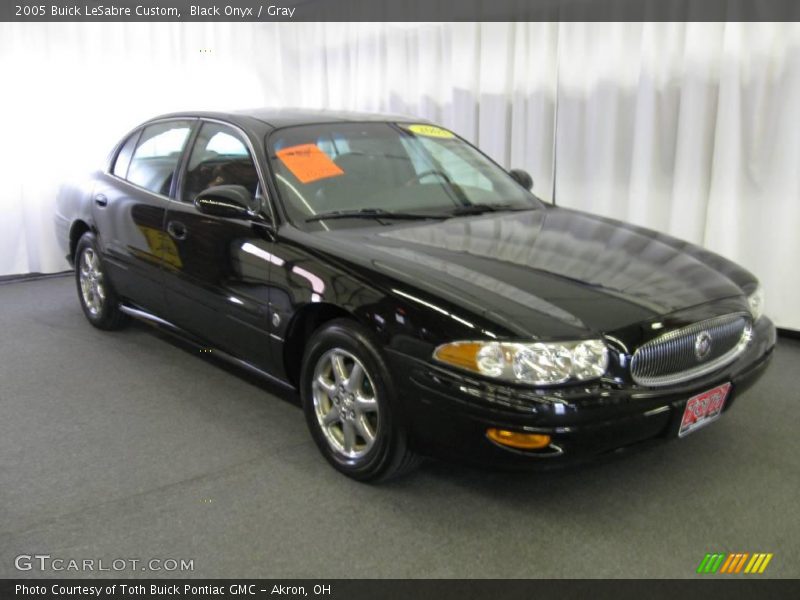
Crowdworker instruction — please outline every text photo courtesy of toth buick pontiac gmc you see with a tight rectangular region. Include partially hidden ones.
[54,109,776,481]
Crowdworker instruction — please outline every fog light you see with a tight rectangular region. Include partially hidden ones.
[486,428,551,450]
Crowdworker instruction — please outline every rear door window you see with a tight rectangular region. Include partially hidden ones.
[126,121,193,196]
[112,130,140,179]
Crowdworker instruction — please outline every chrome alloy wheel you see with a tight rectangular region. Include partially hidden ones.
[312,348,380,460]
[78,247,105,317]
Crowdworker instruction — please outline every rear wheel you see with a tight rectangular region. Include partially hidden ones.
[75,232,128,330]
[300,319,420,481]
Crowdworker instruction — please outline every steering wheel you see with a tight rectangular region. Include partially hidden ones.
[404,169,452,186]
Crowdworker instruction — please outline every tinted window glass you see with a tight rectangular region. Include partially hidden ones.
[127,121,192,196]
[267,122,539,229]
[405,136,493,190]
[182,122,259,203]
[112,130,140,179]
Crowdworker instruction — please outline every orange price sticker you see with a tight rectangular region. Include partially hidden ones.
[276,144,344,184]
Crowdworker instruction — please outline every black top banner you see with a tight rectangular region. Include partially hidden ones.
[3,0,800,22]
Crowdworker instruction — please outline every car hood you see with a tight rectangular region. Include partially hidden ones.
[298,207,755,338]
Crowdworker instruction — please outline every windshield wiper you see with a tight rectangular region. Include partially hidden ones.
[305,208,447,223]
[447,203,531,217]
[305,204,533,223]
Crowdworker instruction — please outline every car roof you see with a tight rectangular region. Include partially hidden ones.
[149,108,427,131]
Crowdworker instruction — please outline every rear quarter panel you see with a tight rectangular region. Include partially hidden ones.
[54,173,99,263]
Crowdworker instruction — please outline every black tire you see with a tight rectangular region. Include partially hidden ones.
[74,232,128,330]
[300,318,420,482]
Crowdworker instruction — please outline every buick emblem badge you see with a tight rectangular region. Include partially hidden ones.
[694,331,713,361]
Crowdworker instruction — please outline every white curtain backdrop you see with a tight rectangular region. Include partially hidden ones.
[0,22,798,329]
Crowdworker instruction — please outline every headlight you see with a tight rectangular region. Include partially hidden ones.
[747,285,765,321]
[433,340,609,386]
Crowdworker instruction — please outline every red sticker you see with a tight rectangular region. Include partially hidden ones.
[276,144,344,184]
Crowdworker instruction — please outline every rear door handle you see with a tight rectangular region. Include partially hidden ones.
[94,194,108,207]
[167,220,188,241]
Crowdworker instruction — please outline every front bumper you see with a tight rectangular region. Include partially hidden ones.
[388,316,776,469]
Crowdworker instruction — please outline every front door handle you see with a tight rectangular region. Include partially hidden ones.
[94,194,108,207]
[167,221,188,241]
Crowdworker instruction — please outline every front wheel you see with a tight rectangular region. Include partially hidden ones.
[300,319,420,482]
[75,232,128,330]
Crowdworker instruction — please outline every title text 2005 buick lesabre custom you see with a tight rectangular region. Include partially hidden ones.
[55,109,775,481]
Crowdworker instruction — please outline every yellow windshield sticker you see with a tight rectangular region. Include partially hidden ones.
[276,144,344,184]
[406,124,455,139]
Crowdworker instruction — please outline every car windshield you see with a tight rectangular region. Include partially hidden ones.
[267,122,541,229]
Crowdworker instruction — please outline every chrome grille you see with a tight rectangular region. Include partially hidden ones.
[630,313,753,387]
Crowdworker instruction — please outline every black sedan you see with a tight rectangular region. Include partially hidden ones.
[55,109,775,481]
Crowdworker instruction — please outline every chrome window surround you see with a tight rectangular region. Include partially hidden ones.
[104,116,278,226]
[630,313,753,387]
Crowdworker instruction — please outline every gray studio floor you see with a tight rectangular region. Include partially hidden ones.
[1,275,798,579]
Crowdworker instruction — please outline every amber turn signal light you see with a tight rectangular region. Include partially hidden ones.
[433,342,483,371]
[486,428,551,450]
